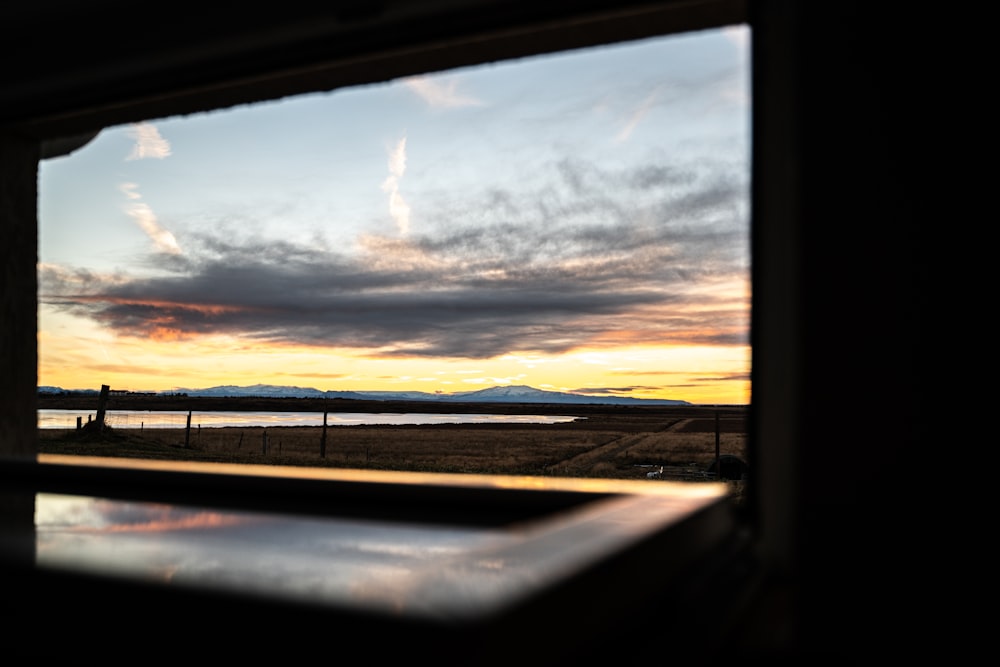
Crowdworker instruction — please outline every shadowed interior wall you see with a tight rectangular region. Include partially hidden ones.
[0,133,38,539]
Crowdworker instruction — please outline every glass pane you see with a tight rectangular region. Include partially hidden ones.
[38,25,750,488]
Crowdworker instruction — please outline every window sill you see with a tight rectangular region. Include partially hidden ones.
[1,454,753,661]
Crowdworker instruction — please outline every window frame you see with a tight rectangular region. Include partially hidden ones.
[1,1,791,660]
[3,2,924,660]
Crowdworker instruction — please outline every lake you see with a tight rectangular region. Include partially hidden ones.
[38,409,580,429]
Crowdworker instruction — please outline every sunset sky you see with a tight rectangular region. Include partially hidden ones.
[37,24,751,405]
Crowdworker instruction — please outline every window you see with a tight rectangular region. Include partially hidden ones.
[3,2,773,662]
[36,25,750,486]
[3,2,925,662]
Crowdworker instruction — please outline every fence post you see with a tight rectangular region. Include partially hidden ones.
[320,411,328,458]
[714,410,721,475]
[95,384,110,432]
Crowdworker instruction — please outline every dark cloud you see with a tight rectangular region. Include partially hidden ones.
[570,386,663,395]
[693,373,751,382]
[39,155,748,359]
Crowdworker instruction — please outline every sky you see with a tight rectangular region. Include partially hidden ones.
[37,24,751,405]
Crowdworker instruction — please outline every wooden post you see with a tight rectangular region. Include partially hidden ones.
[76,416,82,431]
[320,411,328,458]
[95,384,110,431]
[184,410,192,448]
[715,410,721,475]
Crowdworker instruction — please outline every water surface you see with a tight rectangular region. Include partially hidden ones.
[38,409,579,429]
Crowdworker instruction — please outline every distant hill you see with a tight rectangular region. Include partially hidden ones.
[39,383,690,406]
[38,386,99,396]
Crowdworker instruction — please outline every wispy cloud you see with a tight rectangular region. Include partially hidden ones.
[381,137,411,235]
[403,76,485,108]
[571,386,663,395]
[616,89,660,142]
[119,183,182,255]
[125,122,172,160]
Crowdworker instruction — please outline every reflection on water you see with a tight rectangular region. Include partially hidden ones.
[38,410,580,429]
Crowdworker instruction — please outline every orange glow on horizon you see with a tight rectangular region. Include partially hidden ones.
[38,325,751,405]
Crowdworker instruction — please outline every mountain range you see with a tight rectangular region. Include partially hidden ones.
[38,383,690,406]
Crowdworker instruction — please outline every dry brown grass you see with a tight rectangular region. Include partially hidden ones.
[37,404,749,504]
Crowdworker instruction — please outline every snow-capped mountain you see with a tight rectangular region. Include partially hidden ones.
[40,383,690,406]
[445,384,688,405]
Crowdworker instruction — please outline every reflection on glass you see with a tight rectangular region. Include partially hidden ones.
[35,492,513,617]
[33,477,728,619]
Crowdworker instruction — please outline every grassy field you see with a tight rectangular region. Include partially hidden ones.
[37,400,749,501]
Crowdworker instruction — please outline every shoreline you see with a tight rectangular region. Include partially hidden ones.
[37,394,747,417]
